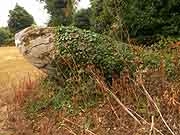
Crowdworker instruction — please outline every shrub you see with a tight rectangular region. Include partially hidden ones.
[52,26,178,82]
[151,36,180,49]
[73,8,92,30]
[138,48,178,79]
[54,26,136,83]
[0,27,13,46]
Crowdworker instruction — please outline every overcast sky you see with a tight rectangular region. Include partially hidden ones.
[0,0,90,27]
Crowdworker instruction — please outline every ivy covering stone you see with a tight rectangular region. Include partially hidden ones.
[54,26,136,81]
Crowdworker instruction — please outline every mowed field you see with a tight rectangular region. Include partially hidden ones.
[0,47,42,86]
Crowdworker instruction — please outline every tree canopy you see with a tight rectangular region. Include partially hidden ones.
[73,8,91,29]
[90,0,180,41]
[8,4,35,33]
[40,0,180,42]
[122,0,180,40]
[40,0,75,26]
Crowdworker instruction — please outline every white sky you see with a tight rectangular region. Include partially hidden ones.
[0,0,90,27]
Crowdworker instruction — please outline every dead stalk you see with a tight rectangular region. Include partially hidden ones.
[141,84,175,135]
[149,115,154,135]
[107,98,121,122]
[61,124,77,135]
[91,71,142,125]
[128,108,164,135]
[63,118,97,135]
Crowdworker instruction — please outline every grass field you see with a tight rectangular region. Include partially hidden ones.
[0,47,42,134]
[0,46,42,103]
[0,47,41,85]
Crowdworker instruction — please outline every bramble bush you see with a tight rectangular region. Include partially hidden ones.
[54,26,136,82]
[53,26,179,81]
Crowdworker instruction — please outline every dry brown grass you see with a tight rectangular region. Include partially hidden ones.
[1,47,180,135]
[0,47,43,135]
[5,68,179,135]
[0,47,41,84]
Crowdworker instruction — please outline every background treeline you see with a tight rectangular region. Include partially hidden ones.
[0,27,13,46]
[1,0,180,46]
[41,0,180,45]
[0,4,35,46]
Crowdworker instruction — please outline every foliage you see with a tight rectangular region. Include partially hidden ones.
[51,76,102,112]
[8,4,35,33]
[122,0,180,40]
[90,0,180,43]
[90,0,112,33]
[54,26,136,82]
[53,26,179,81]
[90,0,126,40]
[40,0,75,26]
[136,47,179,79]
[0,27,13,45]
[73,8,92,29]
[150,36,180,49]
[27,76,103,114]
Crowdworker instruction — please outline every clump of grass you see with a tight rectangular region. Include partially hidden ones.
[26,73,104,115]
[2,75,41,135]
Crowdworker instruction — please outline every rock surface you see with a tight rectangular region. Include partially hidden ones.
[15,26,56,73]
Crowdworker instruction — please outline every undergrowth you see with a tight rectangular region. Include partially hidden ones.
[5,26,180,135]
[8,63,180,135]
[26,75,103,116]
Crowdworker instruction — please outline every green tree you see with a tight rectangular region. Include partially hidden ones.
[40,0,75,26]
[73,8,91,29]
[90,0,125,40]
[90,0,180,41]
[0,27,13,46]
[8,4,35,33]
[122,0,180,40]
[90,0,111,33]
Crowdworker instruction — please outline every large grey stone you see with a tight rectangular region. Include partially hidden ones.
[15,26,56,73]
